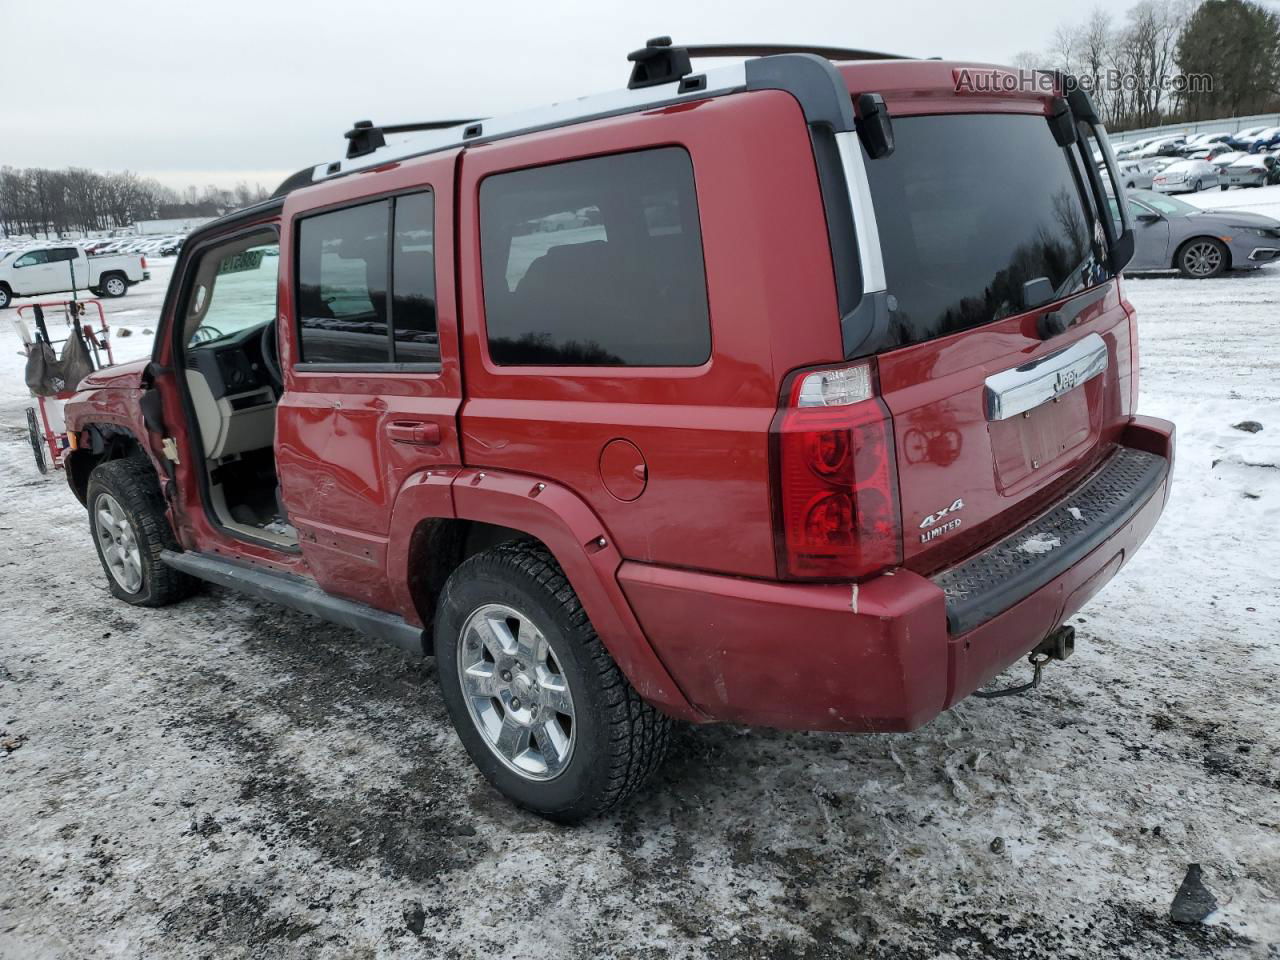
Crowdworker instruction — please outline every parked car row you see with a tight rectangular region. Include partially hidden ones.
[1112,148,1280,193]
[1113,124,1280,161]
[0,233,186,266]
[83,235,185,257]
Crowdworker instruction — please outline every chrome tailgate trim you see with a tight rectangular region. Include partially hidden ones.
[984,332,1108,421]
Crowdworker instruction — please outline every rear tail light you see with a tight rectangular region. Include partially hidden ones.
[771,361,902,581]
[141,256,148,269]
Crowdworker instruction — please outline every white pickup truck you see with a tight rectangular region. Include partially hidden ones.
[0,246,150,309]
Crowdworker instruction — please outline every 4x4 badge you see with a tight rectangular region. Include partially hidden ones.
[919,498,964,530]
[919,498,964,544]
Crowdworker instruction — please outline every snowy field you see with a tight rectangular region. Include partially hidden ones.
[1,190,1279,959]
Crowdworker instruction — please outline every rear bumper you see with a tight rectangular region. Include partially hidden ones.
[620,416,1174,733]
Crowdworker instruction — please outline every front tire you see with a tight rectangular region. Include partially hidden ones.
[1177,238,1229,279]
[86,458,198,606]
[435,541,671,822]
[101,274,128,298]
[0,284,11,310]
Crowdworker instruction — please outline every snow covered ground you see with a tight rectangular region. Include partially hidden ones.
[1,197,1279,959]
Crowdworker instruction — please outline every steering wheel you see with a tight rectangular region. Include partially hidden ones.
[260,318,283,389]
[189,325,224,345]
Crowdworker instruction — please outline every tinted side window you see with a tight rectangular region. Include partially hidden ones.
[297,201,390,364]
[47,248,78,262]
[479,148,710,366]
[391,192,438,363]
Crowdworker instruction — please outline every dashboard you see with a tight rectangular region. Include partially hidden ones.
[184,322,277,460]
[185,323,272,401]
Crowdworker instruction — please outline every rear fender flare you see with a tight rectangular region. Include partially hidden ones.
[408,468,703,722]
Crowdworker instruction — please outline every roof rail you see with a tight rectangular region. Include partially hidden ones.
[685,43,911,62]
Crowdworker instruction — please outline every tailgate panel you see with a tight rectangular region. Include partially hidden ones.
[878,282,1133,572]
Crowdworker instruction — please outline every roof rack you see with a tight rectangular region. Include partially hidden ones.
[276,37,921,197]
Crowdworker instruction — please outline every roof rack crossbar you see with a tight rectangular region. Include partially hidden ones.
[380,119,484,135]
[344,118,484,160]
[685,43,910,62]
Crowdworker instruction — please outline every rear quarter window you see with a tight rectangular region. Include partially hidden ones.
[865,113,1111,349]
[478,147,711,366]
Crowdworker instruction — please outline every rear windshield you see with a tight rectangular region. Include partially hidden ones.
[864,113,1110,350]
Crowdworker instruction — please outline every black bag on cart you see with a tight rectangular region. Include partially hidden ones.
[24,339,67,396]
[59,323,95,391]
[23,304,96,395]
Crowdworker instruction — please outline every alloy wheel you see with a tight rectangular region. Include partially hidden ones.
[456,602,576,781]
[105,277,126,296]
[1182,241,1222,277]
[94,492,143,593]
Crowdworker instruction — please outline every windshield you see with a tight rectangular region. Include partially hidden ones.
[863,112,1109,350]
[1130,191,1196,216]
[185,237,279,347]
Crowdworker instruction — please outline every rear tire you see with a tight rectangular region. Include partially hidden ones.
[101,274,128,298]
[1177,238,1229,279]
[0,284,11,310]
[86,458,198,606]
[434,540,671,823]
[1220,183,1230,191]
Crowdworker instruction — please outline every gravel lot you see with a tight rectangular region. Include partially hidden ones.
[2,201,1279,958]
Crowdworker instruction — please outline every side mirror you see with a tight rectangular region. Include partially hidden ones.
[1136,212,1162,224]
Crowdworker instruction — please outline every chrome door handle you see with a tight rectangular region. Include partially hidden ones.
[386,420,442,445]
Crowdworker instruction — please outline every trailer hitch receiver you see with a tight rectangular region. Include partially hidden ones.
[972,625,1075,700]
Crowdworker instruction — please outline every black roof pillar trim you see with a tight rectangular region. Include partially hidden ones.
[744,53,856,133]
[745,54,862,325]
[272,167,316,198]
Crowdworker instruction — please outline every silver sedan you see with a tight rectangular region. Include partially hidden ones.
[1151,159,1222,194]
[1117,189,1280,278]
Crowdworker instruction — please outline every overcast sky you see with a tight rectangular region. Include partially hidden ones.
[12,0,1124,191]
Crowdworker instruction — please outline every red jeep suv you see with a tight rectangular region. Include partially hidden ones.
[63,41,1173,821]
